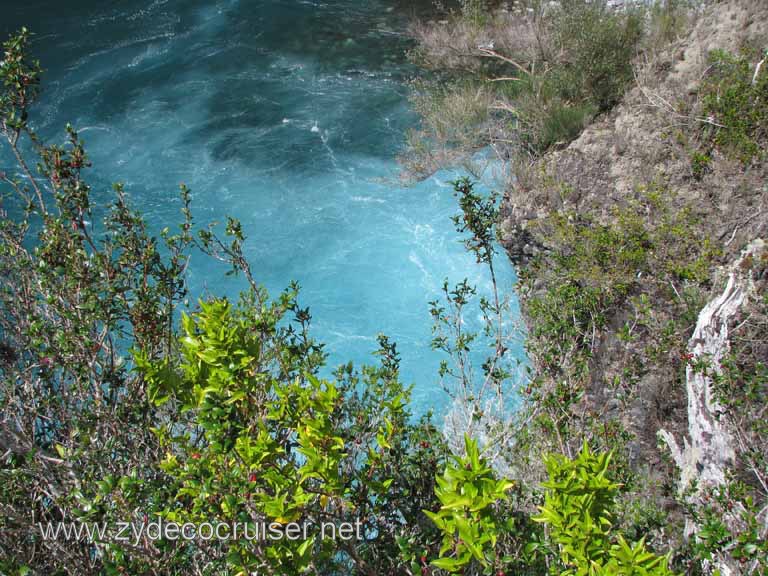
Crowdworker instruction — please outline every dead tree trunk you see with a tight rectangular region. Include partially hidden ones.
[658,239,766,576]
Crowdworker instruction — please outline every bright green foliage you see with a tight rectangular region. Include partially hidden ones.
[424,436,515,573]
[4,22,748,576]
[534,444,620,571]
[700,49,768,164]
[0,28,449,575]
[134,295,422,574]
[534,443,675,576]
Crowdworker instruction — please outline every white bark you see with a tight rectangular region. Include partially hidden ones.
[658,274,740,490]
[658,239,765,576]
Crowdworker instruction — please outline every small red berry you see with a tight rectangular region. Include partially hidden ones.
[191,453,201,460]
[248,472,257,483]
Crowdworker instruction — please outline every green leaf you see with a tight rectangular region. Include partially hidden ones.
[431,556,462,572]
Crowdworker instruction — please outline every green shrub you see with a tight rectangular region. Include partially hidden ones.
[134,296,444,575]
[700,49,768,163]
[551,0,644,111]
[402,79,494,180]
[500,1,643,153]
[537,101,597,151]
[459,0,490,25]
[526,184,717,372]
[520,183,719,456]
[690,150,711,179]
[525,208,653,375]
[0,28,198,574]
[646,0,693,47]
[403,0,647,174]
[690,481,768,570]
[0,28,450,575]
[424,436,515,573]
[534,443,676,576]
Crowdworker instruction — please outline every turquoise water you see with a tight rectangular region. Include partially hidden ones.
[1,0,520,413]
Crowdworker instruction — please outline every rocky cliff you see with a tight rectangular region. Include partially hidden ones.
[500,0,767,568]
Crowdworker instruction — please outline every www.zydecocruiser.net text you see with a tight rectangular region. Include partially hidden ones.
[37,518,365,546]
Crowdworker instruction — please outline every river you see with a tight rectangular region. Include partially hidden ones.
[1,0,521,413]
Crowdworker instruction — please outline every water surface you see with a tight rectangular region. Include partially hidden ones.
[1,0,521,413]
